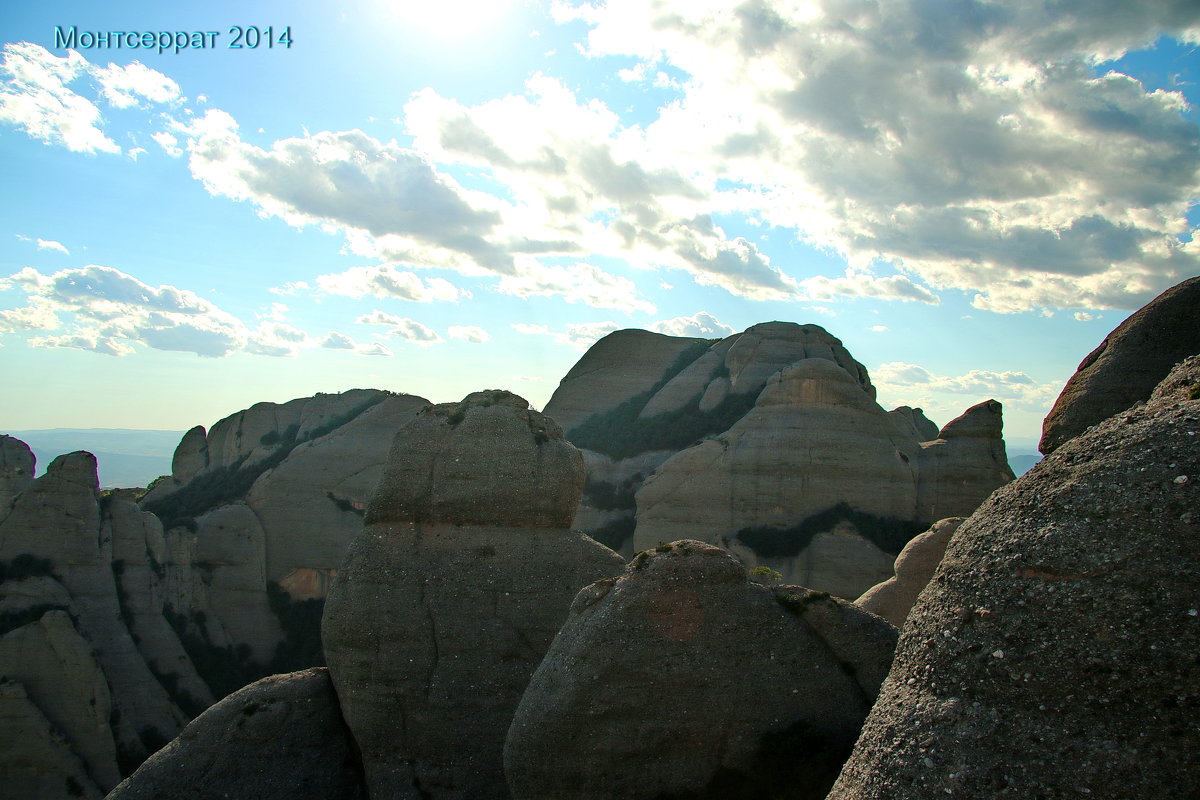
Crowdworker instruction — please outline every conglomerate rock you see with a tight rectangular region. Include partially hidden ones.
[827,355,1200,799]
[505,539,897,800]
[322,390,624,800]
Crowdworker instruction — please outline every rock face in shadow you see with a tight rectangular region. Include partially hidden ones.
[505,540,897,800]
[322,390,625,800]
[0,448,204,796]
[827,356,1200,800]
[855,517,964,627]
[1040,275,1200,454]
[106,667,367,800]
[138,389,430,700]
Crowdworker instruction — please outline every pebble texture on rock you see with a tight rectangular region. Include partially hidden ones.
[505,540,897,800]
[855,517,964,627]
[106,668,367,800]
[828,356,1200,800]
[1040,275,1200,454]
[322,391,625,800]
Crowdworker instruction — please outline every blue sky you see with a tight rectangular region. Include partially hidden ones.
[1,0,1198,445]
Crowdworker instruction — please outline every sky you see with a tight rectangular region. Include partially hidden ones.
[1,0,1198,447]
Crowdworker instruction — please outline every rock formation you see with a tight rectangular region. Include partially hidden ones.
[632,356,1011,599]
[322,390,625,800]
[827,355,1200,799]
[504,539,898,800]
[914,401,1014,521]
[855,517,964,627]
[547,322,1013,586]
[1040,275,1200,453]
[106,668,367,800]
[0,444,207,797]
[138,389,429,697]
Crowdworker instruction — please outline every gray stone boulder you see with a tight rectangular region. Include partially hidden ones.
[505,540,898,800]
[828,356,1200,799]
[855,517,964,627]
[106,668,366,800]
[322,390,625,800]
[1040,275,1200,453]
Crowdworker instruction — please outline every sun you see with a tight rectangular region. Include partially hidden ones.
[377,0,523,40]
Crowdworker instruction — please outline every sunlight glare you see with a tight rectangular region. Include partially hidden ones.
[378,0,521,40]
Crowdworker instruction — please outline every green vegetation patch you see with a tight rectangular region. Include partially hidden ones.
[0,554,56,583]
[735,502,927,560]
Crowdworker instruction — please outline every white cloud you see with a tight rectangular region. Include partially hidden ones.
[0,43,118,153]
[870,324,889,332]
[0,264,330,359]
[93,61,181,109]
[176,112,516,275]
[320,330,393,356]
[314,263,464,302]
[35,238,69,255]
[511,311,735,348]
[151,130,182,157]
[496,260,655,313]
[648,311,735,338]
[448,325,489,343]
[355,311,443,344]
[1074,311,1100,321]
[798,270,940,305]
[554,0,1200,312]
[511,319,622,349]
[872,360,1059,408]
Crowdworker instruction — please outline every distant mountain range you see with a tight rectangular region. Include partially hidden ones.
[4,424,1042,490]
[5,428,184,489]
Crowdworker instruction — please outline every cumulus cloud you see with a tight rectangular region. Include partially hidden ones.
[93,61,181,109]
[355,311,443,344]
[321,330,392,355]
[555,0,1200,312]
[314,264,465,302]
[512,310,736,348]
[36,238,69,254]
[511,319,622,349]
[649,311,735,338]
[872,360,1060,408]
[0,43,118,153]
[404,75,800,301]
[448,325,489,343]
[0,264,337,358]
[175,111,518,275]
[496,261,655,312]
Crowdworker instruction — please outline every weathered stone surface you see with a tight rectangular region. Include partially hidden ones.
[505,540,897,800]
[914,400,1014,522]
[104,494,214,715]
[887,406,939,443]
[544,329,705,433]
[366,390,583,530]
[0,434,35,523]
[0,610,121,789]
[106,668,367,800]
[1040,275,1200,454]
[323,391,625,800]
[827,356,1200,800]
[171,426,209,485]
[248,393,430,580]
[0,679,104,800]
[855,517,964,627]
[634,359,922,596]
